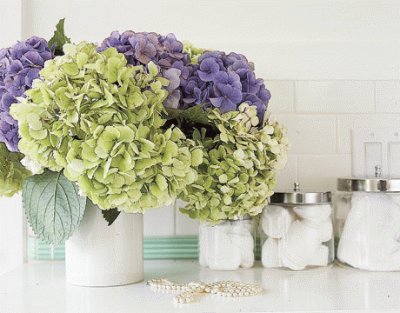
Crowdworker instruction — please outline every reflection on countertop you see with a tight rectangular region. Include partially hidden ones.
[0,260,399,313]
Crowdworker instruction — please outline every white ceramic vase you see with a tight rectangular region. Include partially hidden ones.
[65,201,144,286]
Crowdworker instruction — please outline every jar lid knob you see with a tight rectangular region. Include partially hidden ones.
[375,165,382,178]
[294,182,300,192]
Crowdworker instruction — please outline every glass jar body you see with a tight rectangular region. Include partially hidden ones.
[199,218,256,270]
[335,191,400,271]
[261,203,334,270]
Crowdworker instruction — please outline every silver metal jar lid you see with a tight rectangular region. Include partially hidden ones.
[270,182,332,204]
[337,165,400,193]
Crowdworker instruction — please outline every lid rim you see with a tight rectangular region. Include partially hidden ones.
[337,177,400,192]
[270,191,332,204]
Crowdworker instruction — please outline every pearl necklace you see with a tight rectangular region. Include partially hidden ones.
[147,278,263,304]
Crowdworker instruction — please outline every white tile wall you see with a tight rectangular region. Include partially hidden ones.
[274,114,336,154]
[175,200,199,236]
[144,205,175,236]
[295,81,375,113]
[0,0,22,46]
[376,81,400,113]
[144,200,199,236]
[297,154,352,191]
[240,42,400,81]
[267,81,294,113]
[10,0,400,237]
[0,0,25,275]
[275,155,297,191]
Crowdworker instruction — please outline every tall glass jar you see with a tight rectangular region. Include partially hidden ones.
[261,183,334,270]
[199,217,256,270]
[336,169,400,271]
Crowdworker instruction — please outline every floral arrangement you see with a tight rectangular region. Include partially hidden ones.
[11,42,197,212]
[166,45,288,222]
[0,19,288,244]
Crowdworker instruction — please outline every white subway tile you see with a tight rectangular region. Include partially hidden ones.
[144,205,175,236]
[213,42,400,81]
[26,2,400,80]
[274,114,336,154]
[337,114,400,153]
[376,81,400,113]
[0,1,22,46]
[175,200,199,236]
[275,155,297,191]
[266,81,294,113]
[27,0,400,43]
[295,81,375,113]
[297,154,351,191]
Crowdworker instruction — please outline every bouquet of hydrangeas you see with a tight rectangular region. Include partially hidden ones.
[0,19,288,246]
[164,44,288,223]
[2,21,201,244]
[98,31,288,222]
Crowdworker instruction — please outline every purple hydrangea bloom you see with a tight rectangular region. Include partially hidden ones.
[182,74,210,106]
[198,57,220,82]
[210,71,242,112]
[0,36,54,152]
[100,31,271,122]
[100,31,191,108]
[178,50,271,121]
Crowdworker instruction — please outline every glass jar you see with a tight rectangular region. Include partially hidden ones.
[198,217,256,270]
[261,183,334,270]
[336,169,400,271]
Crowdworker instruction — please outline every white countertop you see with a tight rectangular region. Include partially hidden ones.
[1,260,400,313]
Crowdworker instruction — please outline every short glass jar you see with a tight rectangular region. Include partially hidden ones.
[261,183,334,270]
[198,217,256,270]
[336,170,400,271]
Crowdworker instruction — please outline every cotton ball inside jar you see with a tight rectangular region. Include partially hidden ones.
[281,220,322,270]
[207,224,242,270]
[309,245,329,267]
[318,219,333,242]
[262,205,295,238]
[262,238,282,268]
[293,204,332,222]
[230,227,255,268]
[338,193,400,271]
[302,219,333,243]
[240,249,255,268]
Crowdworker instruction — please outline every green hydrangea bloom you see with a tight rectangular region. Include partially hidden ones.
[11,42,199,212]
[0,143,31,197]
[180,103,288,223]
[183,42,205,64]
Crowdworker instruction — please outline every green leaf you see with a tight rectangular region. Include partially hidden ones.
[48,18,71,56]
[101,208,121,226]
[165,104,210,126]
[0,143,31,197]
[22,170,86,244]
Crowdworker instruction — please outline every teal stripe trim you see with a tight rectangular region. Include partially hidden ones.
[28,236,262,261]
[144,236,198,259]
[28,236,199,260]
